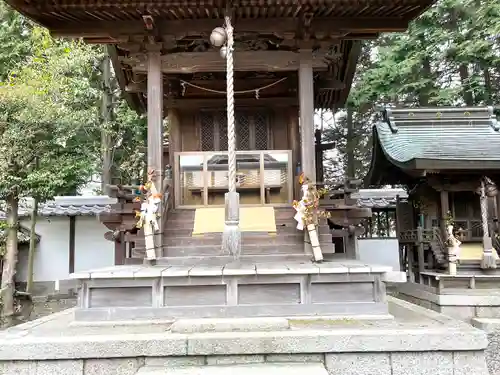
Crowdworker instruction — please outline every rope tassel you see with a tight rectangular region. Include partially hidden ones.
[221,16,242,258]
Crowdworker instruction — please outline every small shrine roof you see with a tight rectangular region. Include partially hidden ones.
[0,196,116,219]
[0,226,40,245]
[366,107,500,185]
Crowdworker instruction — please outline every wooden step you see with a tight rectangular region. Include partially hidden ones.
[163,232,329,248]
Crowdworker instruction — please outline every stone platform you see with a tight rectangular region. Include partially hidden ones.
[70,261,403,321]
[396,271,500,322]
[0,297,489,375]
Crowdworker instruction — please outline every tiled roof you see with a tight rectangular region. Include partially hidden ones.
[354,188,407,209]
[374,107,500,167]
[0,196,117,219]
[0,227,40,245]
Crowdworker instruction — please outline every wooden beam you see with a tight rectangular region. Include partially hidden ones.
[68,216,76,274]
[49,18,409,39]
[164,97,298,109]
[126,51,328,74]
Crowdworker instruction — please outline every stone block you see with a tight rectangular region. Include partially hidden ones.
[145,356,205,367]
[186,328,487,356]
[170,318,289,333]
[266,354,324,363]
[0,334,188,360]
[471,317,500,333]
[476,306,500,319]
[83,358,144,375]
[36,360,84,375]
[0,361,36,375]
[137,362,328,375]
[440,306,476,322]
[452,351,489,375]
[325,353,390,375]
[486,332,500,375]
[391,352,453,375]
[206,355,265,365]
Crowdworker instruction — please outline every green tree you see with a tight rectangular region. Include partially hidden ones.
[0,27,98,325]
[0,2,32,80]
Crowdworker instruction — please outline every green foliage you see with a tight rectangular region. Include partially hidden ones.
[0,28,99,201]
[323,0,500,183]
[0,15,147,200]
[0,3,31,81]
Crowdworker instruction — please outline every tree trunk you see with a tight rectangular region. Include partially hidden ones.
[419,58,432,106]
[26,197,38,294]
[459,64,474,106]
[101,50,113,194]
[1,193,19,327]
[483,68,493,105]
[346,107,355,178]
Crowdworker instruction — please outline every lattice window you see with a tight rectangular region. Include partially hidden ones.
[216,111,228,151]
[237,113,251,150]
[199,111,270,151]
[254,112,268,150]
[200,112,215,151]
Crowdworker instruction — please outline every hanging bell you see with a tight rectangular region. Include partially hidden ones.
[210,27,227,47]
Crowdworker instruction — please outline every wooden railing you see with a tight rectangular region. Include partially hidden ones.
[100,180,173,264]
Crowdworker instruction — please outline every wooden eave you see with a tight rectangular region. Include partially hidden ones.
[6,0,435,111]
[6,0,434,28]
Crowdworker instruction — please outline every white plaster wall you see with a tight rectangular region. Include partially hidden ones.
[358,239,400,271]
[74,216,114,272]
[17,217,70,282]
[16,216,114,283]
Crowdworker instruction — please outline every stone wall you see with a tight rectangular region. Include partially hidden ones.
[0,352,489,375]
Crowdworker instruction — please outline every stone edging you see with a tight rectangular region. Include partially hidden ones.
[0,297,488,361]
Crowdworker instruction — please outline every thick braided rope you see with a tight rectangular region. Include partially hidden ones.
[225,16,236,193]
[481,180,489,239]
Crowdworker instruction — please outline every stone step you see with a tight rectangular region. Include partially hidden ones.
[155,254,312,266]
[136,363,328,375]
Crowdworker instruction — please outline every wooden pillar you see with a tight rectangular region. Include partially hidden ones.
[298,50,316,182]
[440,190,449,238]
[147,48,163,259]
[288,107,300,198]
[298,50,316,257]
[168,108,181,208]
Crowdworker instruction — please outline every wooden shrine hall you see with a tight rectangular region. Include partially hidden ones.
[6,0,435,320]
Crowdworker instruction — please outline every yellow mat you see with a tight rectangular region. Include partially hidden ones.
[192,207,276,235]
[459,243,499,261]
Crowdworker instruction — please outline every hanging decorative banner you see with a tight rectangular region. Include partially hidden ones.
[292,173,330,262]
[135,169,162,260]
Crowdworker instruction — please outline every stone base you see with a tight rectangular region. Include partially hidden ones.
[71,261,401,321]
[138,362,328,375]
[396,279,500,322]
[0,297,489,375]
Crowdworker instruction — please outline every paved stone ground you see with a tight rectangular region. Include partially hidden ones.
[30,298,77,321]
